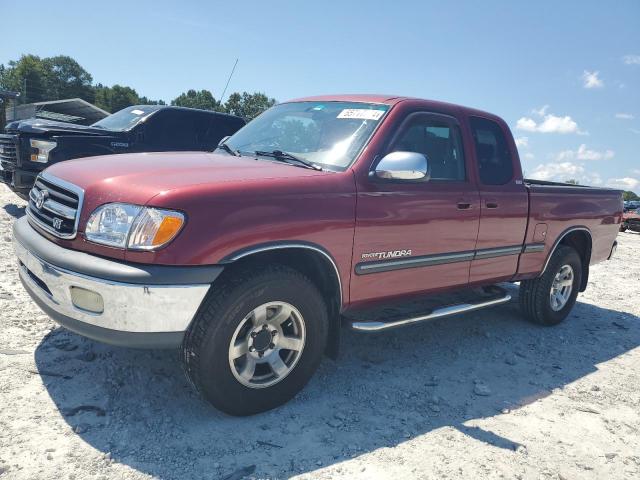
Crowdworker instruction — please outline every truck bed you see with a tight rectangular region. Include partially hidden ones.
[517,179,623,278]
[525,178,621,194]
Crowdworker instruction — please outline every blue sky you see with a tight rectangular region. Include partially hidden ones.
[2,0,639,191]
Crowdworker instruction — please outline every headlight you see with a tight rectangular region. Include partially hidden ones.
[30,139,57,163]
[85,203,185,250]
[85,203,141,248]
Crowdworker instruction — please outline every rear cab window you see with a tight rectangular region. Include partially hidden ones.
[469,116,513,185]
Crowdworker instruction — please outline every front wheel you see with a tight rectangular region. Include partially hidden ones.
[519,245,582,326]
[182,265,328,416]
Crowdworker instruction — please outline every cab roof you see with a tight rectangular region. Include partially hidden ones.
[286,94,408,105]
[284,94,501,120]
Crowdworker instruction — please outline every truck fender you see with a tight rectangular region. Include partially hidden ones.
[220,241,344,358]
[540,226,592,292]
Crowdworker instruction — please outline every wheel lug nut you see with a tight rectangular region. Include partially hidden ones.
[258,351,264,357]
[251,332,257,338]
[249,346,255,352]
[269,343,275,349]
[262,324,268,330]
[271,331,277,337]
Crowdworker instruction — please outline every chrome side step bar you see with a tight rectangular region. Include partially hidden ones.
[349,291,512,332]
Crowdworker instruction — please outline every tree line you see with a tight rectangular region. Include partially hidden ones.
[0,54,276,125]
[624,191,639,201]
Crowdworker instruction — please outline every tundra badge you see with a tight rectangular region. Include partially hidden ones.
[361,249,412,260]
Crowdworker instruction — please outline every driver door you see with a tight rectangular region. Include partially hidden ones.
[350,112,480,306]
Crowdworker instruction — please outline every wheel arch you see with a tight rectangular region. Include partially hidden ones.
[220,242,344,358]
[541,226,592,292]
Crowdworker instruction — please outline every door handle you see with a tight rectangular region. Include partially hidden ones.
[457,202,471,210]
[486,202,499,209]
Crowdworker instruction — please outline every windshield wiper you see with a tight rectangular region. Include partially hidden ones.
[254,150,322,171]
[216,143,240,156]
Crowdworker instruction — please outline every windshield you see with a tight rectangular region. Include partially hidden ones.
[225,101,390,170]
[91,105,161,131]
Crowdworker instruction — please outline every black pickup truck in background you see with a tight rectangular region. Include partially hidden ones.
[0,105,246,198]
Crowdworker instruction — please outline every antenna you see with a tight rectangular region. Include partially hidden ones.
[219,58,238,105]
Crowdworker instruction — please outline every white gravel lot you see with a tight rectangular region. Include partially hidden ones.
[0,182,638,480]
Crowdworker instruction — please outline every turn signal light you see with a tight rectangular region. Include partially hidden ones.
[152,216,184,246]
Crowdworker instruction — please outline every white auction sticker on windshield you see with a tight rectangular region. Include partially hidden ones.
[131,109,145,115]
[337,109,385,120]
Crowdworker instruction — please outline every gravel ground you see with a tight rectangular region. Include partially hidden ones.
[0,183,639,480]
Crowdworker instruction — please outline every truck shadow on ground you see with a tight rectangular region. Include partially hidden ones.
[3,203,25,219]
[34,288,639,480]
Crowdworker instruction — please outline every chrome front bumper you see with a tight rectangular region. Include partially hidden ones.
[13,220,213,348]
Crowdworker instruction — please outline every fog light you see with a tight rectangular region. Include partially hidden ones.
[70,286,104,314]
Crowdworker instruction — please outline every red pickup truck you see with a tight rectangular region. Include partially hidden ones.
[12,95,622,415]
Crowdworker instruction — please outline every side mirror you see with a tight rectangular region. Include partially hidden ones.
[374,151,430,181]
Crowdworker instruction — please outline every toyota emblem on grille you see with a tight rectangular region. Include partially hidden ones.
[34,189,49,210]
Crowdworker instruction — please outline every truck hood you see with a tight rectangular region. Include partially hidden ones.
[45,151,333,206]
[5,118,111,136]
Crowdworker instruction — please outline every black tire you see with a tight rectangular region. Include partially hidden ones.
[519,245,582,326]
[182,264,328,416]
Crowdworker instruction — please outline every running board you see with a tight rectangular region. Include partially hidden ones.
[349,289,512,332]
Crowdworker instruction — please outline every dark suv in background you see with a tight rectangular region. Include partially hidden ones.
[0,105,245,198]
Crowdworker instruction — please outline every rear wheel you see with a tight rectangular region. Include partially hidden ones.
[182,265,328,416]
[519,245,582,326]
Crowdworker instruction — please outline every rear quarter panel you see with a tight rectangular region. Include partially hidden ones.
[517,185,622,278]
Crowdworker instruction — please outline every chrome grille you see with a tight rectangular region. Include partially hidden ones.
[26,173,84,239]
[0,134,18,169]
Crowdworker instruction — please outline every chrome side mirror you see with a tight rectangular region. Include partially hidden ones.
[374,151,430,181]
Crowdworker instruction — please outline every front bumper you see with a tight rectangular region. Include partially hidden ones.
[12,217,222,348]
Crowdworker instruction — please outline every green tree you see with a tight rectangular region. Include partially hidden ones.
[223,91,276,119]
[94,84,141,112]
[41,55,94,102]
[565,179,580,185]
[139,96,166,106]
[623,190,639,201]
[171,89,221,111]
[1,53,279,121]
[0,54,49,103]
[0,54,165,114]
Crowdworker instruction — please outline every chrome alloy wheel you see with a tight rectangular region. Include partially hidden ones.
[228,301,306,388]
[550,264,574,311]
